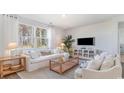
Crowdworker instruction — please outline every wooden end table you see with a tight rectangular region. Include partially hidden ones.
[0,56,26,78]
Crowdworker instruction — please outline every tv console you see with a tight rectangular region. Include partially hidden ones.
[74,48,96,58]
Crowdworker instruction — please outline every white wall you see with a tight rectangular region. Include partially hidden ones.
[53,27,64,48]
[119,27,124,44]
[64,20,118,54]
[0,15,3,56]
[48,26,64,49]
[118,23,124,53]
[0,15,19,56]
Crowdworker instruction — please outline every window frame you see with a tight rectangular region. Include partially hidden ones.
[35,26,48,48]
[18,23,49,48]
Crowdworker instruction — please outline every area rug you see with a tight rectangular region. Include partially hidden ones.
[17,66,78,79]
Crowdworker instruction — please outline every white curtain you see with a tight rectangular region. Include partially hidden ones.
[0,14,18,56]
[47,26,56,49]
[0,15,3,56]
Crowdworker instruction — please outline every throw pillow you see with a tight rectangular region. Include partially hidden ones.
[30,52,39,59]
[100,56,114,70]
[94,54,105,63]
[94,55,101,60]
[105,54,113,59]
[100,52,108,58]
[23,50,30,55]
[36,51,42,56]
[87,59,103,70]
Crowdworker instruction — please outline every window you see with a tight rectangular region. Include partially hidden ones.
[19,24,48,48]
[35,27,48,48]
[19,24,34,48]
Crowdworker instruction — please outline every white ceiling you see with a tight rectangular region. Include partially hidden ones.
[19,14,120,29]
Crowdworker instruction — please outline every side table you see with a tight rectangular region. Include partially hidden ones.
[0,56,26,78]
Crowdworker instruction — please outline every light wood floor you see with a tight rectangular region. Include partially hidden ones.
[0,73,20,79]
[121,54,124,63]
[1,63,124,79]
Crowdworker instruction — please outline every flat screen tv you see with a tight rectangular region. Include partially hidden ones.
[77,37,95,45]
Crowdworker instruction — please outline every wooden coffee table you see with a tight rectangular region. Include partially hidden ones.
[49,57,79,74]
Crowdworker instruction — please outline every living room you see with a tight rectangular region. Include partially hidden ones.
[1,0,124,93]
[0,14,124,79]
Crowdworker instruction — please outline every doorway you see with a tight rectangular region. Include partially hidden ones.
[119,22,124,63]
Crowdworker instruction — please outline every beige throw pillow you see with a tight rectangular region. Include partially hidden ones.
[100,56,114,70]
[87,59,103,70]
[30,52,40,59]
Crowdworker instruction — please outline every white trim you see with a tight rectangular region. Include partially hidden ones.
[118,22,120,56]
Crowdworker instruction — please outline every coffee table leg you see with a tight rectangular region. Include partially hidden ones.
[24,58,26,71]
[60,64,63,74]
[49,60,51,70]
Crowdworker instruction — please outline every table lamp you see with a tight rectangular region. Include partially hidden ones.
[7,42,17,56]
[60,43,65,50]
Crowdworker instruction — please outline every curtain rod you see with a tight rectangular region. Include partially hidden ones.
[2,14,18,19]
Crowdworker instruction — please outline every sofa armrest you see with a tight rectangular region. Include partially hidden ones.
[81,65,122,79]
[21,54,31,71]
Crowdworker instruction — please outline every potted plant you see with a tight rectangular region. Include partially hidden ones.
[62,35,75,57]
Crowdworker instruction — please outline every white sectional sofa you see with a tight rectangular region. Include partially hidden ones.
[21,48,69,72]
[74,53,122,79]
[25,53,69,72]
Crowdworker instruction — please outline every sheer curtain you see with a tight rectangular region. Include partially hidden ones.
[0,14,19,56]
[0,15,3,56]
[47,26,56,49]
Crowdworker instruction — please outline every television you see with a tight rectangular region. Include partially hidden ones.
[77,37,95,45]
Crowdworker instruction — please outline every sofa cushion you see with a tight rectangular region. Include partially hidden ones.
[40,51,51,56]
[100,52,108,58]
[30,54,64,64]
[87,59,103,70]
[100,55,114,70]
[106,54,114,59]
[23,50,32,55]
[30,56,48,64]
[30,52,40,59]
[36,51,42,56]
[94,54,104,61]
[53,48,64,54]
[94,55,101,60]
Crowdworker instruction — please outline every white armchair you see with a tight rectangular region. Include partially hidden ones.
[74,55,122,79]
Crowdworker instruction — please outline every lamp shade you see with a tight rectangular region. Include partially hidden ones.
[8,42,17,49]
[61,43,65,47]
